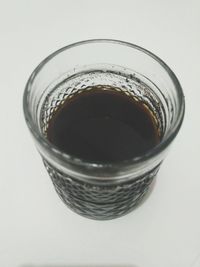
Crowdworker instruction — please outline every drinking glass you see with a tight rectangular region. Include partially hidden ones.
[23,39,185,220]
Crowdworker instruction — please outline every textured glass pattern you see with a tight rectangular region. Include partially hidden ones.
[44,160,160,220]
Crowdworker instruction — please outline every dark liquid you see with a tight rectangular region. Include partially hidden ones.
[47,86,160,162]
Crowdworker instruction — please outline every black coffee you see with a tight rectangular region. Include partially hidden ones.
[47,86,160,162]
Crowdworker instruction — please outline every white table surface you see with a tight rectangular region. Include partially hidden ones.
[0,1,200,266]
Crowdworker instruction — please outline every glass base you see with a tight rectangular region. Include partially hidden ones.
[44,160,160,220]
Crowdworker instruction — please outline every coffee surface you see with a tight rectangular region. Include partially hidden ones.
[47,86,160,162]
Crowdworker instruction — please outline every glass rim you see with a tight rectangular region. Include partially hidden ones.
[23,39,185,170]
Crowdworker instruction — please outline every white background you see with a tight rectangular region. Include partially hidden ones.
[0,0,200,267]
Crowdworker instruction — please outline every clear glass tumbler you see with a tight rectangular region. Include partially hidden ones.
[23,39,185,220]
